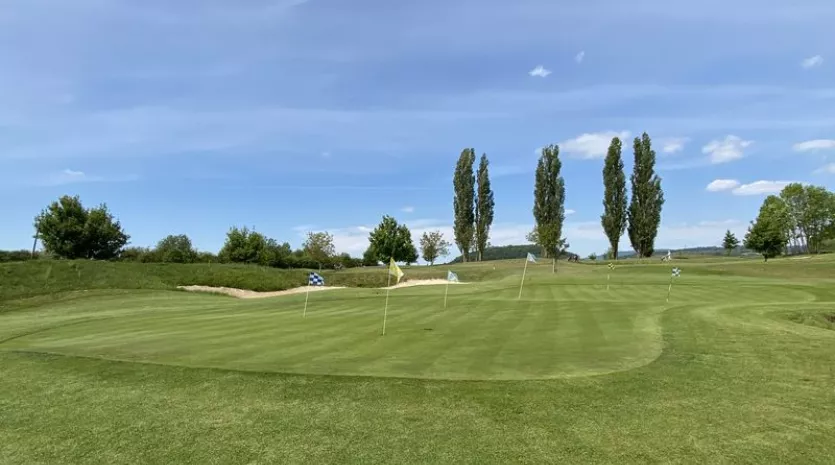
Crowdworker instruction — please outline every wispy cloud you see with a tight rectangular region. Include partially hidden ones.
[565,209,576,215]
[401,206,415,213]
[732,180,794,196]
[793,139,835,152]
[560,131,630,159]
[814,163,835,174]
[34,169,138,187]
[706,179,740,192]
[801,55,824,69]
[660,137,689,154]
[528,65,552,77]
[702,135,753,164]
[575,51,585,63]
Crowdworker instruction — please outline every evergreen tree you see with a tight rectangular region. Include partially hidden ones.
[533,144,566,270]
[600,137,627,260]
[627,133,664,258]
[474,153,495,262]
[722,230,740,256]
[453,148,476,262]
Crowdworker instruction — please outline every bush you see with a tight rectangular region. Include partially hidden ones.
[0,250,39,262]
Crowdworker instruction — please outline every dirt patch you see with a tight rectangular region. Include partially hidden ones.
[177,285,345,299]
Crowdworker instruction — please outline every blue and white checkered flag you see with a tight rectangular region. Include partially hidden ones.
[308,272,325,286]
[672,267,681,277]
[447,270,459,282]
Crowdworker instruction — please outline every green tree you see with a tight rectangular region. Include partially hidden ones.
[722,230,740,256]
[744,195,789,262]
[302,231,336,266]
[779,183,808,253]
[601,137,627,260]
[368,215,418,264]
[218,226,275,265]
[362,245,379,266]
[453,148,476,262]
[155,234,197,263]
[34,195,129,260]
[419,230,451,265]
[532,144,566,271]
[627,133,664,258]
[800,186,835,254]
[474,153,495,262]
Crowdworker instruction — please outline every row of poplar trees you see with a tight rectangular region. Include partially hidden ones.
[601,132,665,259]
[453,149,495,262]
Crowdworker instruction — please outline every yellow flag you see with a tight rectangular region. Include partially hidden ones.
[388,258,404,284]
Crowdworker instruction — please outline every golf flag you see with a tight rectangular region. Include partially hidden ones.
[388,258,404,284]
[444,270,459,309]
[667,267,681,302]
[608,263,616,270]
[607,263,615,291]
[519,253,537,300]
[303,272,325,317]
[308,272,325,286]
[527,252,537,263]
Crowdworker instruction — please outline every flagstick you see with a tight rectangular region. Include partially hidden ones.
[444,280,449,309]
[518,258,529,300]
[303,282,311,317]
[666,275,673,303]
[382,270,392,335]
[607,273,611,291]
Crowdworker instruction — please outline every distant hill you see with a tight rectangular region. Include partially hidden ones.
[597,246,755,260]
[448,244,573,264]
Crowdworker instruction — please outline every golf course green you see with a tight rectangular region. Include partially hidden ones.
[2,257,834,463]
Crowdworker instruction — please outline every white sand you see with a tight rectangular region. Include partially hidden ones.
[178,279,466,299]
[177,285,346,299]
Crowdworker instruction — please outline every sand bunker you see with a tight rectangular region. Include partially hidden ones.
[178,279,465,299]
[177,285,346,299]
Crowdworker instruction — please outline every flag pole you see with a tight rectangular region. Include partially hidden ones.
[518,257,529,300]
[666,275,673,303]
[303,279,311,317]
[607,272,611,291]
[444,279,449,309]
[382,268,392,335]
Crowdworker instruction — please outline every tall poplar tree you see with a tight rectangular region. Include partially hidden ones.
[453,148,476,262]
[474,153,495,261]
[627,133,664,258]
[600,137,627,260]
[533,144,566,270]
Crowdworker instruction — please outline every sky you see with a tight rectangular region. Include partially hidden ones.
[2,0,835,260]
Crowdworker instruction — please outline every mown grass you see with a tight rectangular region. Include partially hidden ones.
[1,256,835,463]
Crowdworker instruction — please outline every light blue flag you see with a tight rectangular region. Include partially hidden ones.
[447,270,459,282]
[526,252,537,263]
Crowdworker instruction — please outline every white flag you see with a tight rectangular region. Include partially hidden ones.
[447,270,459,282]
[526,253,537,263]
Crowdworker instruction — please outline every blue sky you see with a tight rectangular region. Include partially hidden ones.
[2,0,835,259]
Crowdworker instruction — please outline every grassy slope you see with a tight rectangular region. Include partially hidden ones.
[1,257,835,463]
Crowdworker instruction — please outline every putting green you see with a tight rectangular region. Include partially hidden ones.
[1,270,818,380]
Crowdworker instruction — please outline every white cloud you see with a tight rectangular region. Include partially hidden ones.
[575,51,585,63]
[792,139,835,152]
[801,55,824,69]
[702,135,753,164]
[706,179,740,192]
[660,137,689,154]
[528,65,552,77]
[560,131,630,159]
[401,206,415,213]
[814,163,835,174]
[565,209,576,216]
[731,180,794,196]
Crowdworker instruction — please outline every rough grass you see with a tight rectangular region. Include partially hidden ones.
[1,256,835,463]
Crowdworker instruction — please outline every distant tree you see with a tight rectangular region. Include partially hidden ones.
[588,252,598,261]
[533,144,566,271]
[474,153,495,261]
[218,226,276,265]
[34,195,129,260]
[303,231,336,266]
[799,185,835,254]
[420,230,451,265]
[744,196,789,262]
[362,245,379,266]
[368,215,418,264]
[453,148,476,262]
[601,136,628,260]
[722,230,740,256]
[627,133,664,258]
[155,234,197,263]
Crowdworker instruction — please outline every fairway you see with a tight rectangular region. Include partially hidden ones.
[2,258,835,464]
